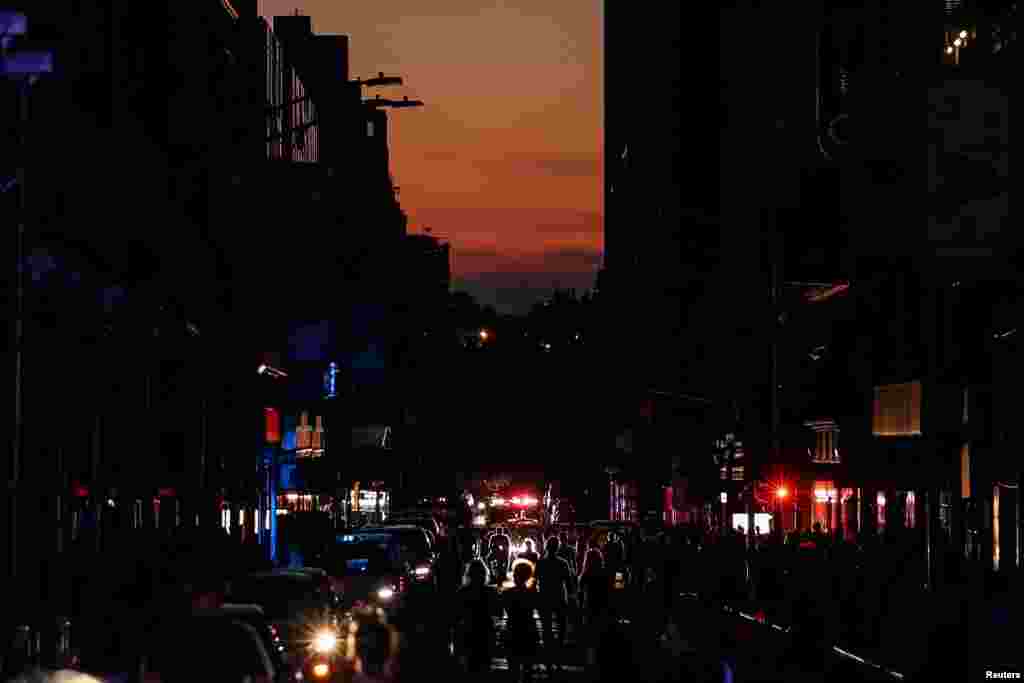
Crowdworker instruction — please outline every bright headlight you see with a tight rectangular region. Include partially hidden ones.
[414,566,431,578]
[312,631,338,653]
[377,586,395,600]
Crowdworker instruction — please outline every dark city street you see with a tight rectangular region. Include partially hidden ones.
[2,1,1022,682]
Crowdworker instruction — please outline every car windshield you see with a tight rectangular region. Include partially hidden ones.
[330,541,401,576]
[229,576,324,620]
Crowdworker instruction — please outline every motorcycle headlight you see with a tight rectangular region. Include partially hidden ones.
[312,630,338,654]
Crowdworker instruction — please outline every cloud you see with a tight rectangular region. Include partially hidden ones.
[453,245,602,276]
[421,149,460,162]
[533,158,601,177]
[408,207,602,243]
[472,156,601,178]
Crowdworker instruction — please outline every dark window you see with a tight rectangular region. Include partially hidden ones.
[983,111,1002,129]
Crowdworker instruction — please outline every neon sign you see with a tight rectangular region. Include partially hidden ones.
[324,362,338,399]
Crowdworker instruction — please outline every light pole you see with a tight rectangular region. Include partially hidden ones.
[258,363,288,565]
[363,94,426,109]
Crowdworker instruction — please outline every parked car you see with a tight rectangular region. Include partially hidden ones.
[389,511,442,541]
[227,569,340,654]
[141,608,283,682]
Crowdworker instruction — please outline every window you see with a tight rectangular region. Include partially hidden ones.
[961,442,971,498]
[367,120,375,137]
[872,381,922,436]
[905,492,916,528]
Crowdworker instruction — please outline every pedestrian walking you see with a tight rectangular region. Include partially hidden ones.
[556,532,576,575]
[501,559,540,683]
[452,560,500,677]
[535,537,572,672]
[519,539,540,565]
[577,549,611,670]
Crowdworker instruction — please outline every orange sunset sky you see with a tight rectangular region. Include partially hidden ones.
[259,1,604,313]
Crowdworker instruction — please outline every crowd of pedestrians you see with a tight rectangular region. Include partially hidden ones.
[448,520,1021,681]
[5,515,1019,681]
[448,524,689,682]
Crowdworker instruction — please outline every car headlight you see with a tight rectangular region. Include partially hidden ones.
[414,566,431,578]
[377,586,395,600]
[312,630,338,654]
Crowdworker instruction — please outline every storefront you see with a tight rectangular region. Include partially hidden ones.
[349,483,390,524]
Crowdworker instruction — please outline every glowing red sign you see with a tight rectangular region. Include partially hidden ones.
[265,407,281,444]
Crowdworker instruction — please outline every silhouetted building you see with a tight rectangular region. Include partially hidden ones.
[2,3,430,652]
[403,233,451,334]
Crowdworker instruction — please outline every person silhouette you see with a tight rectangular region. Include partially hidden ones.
[452,560,499,676]
[535,537,572,673]
[519,539,540,564]
[502,560,539,683]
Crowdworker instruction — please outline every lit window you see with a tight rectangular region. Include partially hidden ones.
[993,484,1001,571]
[960,443,971,498]
[872,381,923,436]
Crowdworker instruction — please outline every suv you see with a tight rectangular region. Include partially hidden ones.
[321,526,437,613]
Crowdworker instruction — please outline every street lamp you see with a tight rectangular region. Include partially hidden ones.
[257,363,288,379]
[354,71,403,87]
[363,94,425,109]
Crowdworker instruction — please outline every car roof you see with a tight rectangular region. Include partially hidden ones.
[288,567,328,576]
[196,604,266,618]
[242,570,318,582]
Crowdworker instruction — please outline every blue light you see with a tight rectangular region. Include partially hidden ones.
[324,361,338,399]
